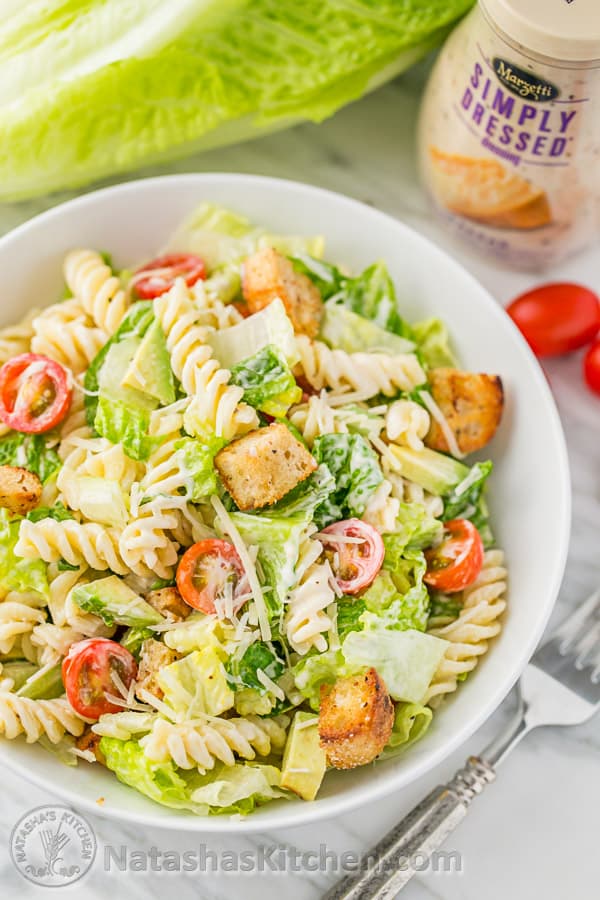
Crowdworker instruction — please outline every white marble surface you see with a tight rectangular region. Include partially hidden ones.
[0,59,599,900]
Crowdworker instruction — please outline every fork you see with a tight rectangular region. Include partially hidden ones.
[325,588,600,900]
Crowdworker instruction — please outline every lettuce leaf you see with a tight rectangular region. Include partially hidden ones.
[412,318,458,368]
[0,432,61,483]
[230,345,302,417]
[380,702,433,757]
[320,301,415,355]
[267,464,335,519]
[0,2,474,200]
[174,436,223,501]
[189,763,288,813]
[0,509,48,597]
[442,461,495,547]
[313,433,383,527]
[226,641,285,694]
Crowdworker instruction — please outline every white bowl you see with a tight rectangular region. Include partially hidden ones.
[0,174,570,832]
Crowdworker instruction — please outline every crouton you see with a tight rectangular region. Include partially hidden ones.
[0,465,42,516]
[242,246,323,337]
[134,639,177,701]
[76,729,106,766]
[318,668,394,770]
[145,587,191,622]
[215,423,317,511]
[425,368,504,455]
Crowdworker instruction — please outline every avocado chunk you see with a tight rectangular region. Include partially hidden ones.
[17,662,64,700]
[72,576,164,628]
[121,319,175,406]
[2,660,38,691]
[280,710,327,801]
[388,444,468,496]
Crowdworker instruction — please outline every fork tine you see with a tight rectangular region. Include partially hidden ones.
[555,588,600,654]
[573,619,600,671]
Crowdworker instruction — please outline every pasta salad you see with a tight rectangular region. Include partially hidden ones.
[0,204,507,816]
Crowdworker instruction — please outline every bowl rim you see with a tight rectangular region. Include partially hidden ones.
[0,172,571,832]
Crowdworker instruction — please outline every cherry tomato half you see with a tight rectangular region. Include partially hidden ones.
[62,638,138,720]
[0,353,72,433]
[507,282,600,357]
[320,519,385,595]
[424,519,484,594]
[132,253,206,299]
[584,339,600,397]
[176,538,249,616]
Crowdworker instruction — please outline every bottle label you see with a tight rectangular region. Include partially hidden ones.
[418,8,600,268]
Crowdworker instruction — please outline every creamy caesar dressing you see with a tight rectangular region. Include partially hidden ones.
[418,0,600,269]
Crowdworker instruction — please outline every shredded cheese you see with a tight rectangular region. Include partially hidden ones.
[419,390,465,460]
[454,466,481,496]
[256,668,286,701]
[211,495,271,641]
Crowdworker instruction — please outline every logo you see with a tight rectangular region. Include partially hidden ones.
[493,57,560,101]
[10,805,97,887]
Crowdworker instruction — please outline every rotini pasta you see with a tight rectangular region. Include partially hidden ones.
[15,518,131,575]
[64,249,130,334]
[296,335,426,397]
[154,280,258,440]
[424,550,507,707]
[285,531,336,656]
[385,399,431,451]
[0,593,47,656]
[0,308,39,365]
[118,495,182,579]
[0,692,85,743]
[139,714,289,772]
[31,298,108,374]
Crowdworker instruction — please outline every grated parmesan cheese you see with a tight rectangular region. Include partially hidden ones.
[419,390,465,460]
[256,668,285,701]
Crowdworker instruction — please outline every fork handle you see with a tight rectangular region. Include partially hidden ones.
[323,757,495,900]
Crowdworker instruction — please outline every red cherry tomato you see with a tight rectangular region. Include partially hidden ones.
[506,282,600,357]
[583,339,600,396]
[176,539,249,616]
[0,353,72,433]
[62,638,138,720]
[320,519,385,595]
[424,519,484,594]
[132,253,206,299]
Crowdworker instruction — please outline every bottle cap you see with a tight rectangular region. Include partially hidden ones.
[482,0,600,62]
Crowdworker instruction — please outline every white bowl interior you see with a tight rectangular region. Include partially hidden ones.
[0,174,570,831]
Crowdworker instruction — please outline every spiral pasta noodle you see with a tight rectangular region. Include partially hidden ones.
[0,692,85,743]
[385,399,431,451]
[362,481,400,534]
[424,550,507,707]
[139,714,289,773]
[0,593,47,656]
[154,280,257,440]
[16,518,131,575]
[0,308,39,365]
[31,298,108,374]
[285,531,335,656]
[296,335,426,397]
[118,495,182,579]
[64,249,130,334]
[58,436,144,507]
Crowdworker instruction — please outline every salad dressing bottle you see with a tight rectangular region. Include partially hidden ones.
[418,0,600,269]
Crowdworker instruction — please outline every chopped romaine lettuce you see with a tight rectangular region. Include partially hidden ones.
[393,502,444,551]
[230,345,302,417]
[207,298,299,369]
[84,301,155,426]
[442,460,495,547]
[226,641,285,694]
[26,503,74,523]
[157,648,234,718]
[380,702,433,757]
[320,301,415,355]
[342,629,448,703]
[189,763,288,814]
[174,436,223,501]
[267,464,335,519]
[0,509,47,596]
[293,649,346,711]
[228,511,308,626]
[0,432,61,483]
[313,433,383,527]
[412,318,458,368]
[336,598,366,641]
[428,594,462,622]
[120,626,155,660]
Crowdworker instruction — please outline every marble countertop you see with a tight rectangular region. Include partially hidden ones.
[0,59,598,900]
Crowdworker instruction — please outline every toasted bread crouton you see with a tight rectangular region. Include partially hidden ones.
[242,247,323,337]
[319,668,394,770]
[145,587,191,623]
[135,639,177,701]
[0,465,42,516]
[425,368,504,455]
[76,728,106,765]
[215,423,317,511]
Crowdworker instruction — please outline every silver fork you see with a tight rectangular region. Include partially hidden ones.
[325,588,600,900]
